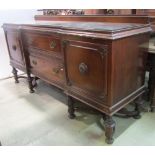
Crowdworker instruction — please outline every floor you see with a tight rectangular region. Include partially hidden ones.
[0,29,12,79]
[0,78,155,146]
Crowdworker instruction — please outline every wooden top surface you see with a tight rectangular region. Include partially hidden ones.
[32,21,149,32]
[3,21,151,40]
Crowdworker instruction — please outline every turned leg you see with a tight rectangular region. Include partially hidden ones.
[12,67,19,83]
[148,66,155,112]
[27,73,34,93]
[148,55,155,112]
[103,115,116,144]
[32,76,39,88]
[133,96,143,119]
[67,96,76,119]
[150,88,155,112]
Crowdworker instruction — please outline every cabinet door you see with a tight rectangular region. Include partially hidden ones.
[64,40,108,101]
[5,29,25,69]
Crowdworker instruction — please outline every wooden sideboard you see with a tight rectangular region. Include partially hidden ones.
[3,20,151,144]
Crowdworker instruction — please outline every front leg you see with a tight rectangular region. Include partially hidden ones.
[12,67,19,83]
[133,96,143,119]
[103,115,116,144]
[148,60,155,112]
[27,73,34,93]
[67,96,76,119]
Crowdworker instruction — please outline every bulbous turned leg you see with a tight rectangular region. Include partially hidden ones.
[103,115,116,144]
[27,73,34,93]
[67,96,76,119]
[12,67,19,83]
[133,96,143,119]
[148,55,155,112]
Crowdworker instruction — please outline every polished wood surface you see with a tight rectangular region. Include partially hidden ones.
[64,40,108,104]
[24,32,61,54]
[3,19,151,144]
[29,53,64,88]
[4,26,25,71]
[111,34,149,105]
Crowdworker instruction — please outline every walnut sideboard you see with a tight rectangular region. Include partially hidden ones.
[3,21,151,144]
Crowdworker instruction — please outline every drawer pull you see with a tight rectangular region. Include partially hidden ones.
[79,63,88,74]
[12,45,17,51]
[52,67,63,74]
[50,41,56,49]
[53,68,59,74]
[32,60,37,65]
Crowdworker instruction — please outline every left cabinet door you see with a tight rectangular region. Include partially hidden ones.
[4,25,25,71]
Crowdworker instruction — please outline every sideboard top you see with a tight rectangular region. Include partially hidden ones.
[32,21,149,32]
[3,21,152,40]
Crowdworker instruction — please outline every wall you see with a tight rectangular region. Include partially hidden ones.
[0,9,37,79]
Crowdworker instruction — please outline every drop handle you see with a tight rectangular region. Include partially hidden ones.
[52,66,64,74]
[50,41,56,49]
[52,68,59,74]
[12,45,17,51]
[79,63,88,74]
[32,60,37,65]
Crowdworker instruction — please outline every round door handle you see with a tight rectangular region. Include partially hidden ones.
[12,45,17,51]
[79,63,88,74]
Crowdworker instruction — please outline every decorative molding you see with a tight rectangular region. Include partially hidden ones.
[20,24,151,40]
[41,9,84,16]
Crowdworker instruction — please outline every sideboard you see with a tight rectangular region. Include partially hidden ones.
[3,19,151,144]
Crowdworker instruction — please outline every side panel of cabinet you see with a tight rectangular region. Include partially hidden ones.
[111,33,149,106]
[4,27,25,71]
[63,40,109,105]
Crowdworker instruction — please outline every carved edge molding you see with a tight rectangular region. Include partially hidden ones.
[20,25,151,40]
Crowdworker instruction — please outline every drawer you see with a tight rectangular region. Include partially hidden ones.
[29,55,64,87]
[64,40,108,100]
[24,32,61,54]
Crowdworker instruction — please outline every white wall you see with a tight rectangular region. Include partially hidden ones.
[0,10,37,79]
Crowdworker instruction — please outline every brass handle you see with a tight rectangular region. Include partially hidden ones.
[50,41,56,49]
[52,68,59,74]
[32,60,37,65]
[79,63,88,74]
[12,45,17,51]
[52,67,63,74]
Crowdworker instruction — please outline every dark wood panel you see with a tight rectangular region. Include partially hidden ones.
[6,30,24,67]
[29,54,64,87]
[64,40,108,102]
[24,32,61,54]
[111,33,149,105]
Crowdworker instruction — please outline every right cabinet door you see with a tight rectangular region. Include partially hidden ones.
[64,40,108,102]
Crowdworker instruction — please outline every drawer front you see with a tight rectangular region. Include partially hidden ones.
[6,30,24,66]
[24,32,61,54]
[29,54,64,87]
[64,40,108,100]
